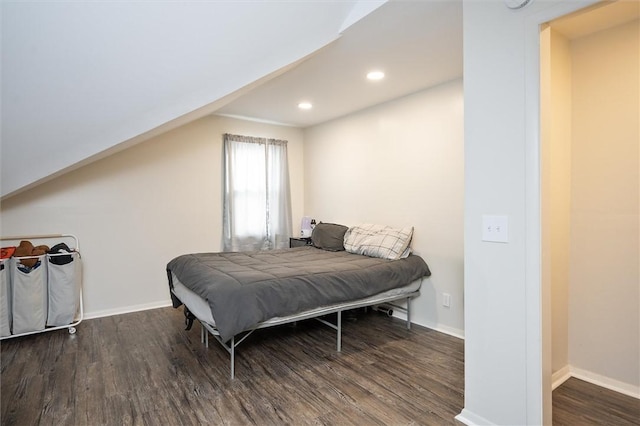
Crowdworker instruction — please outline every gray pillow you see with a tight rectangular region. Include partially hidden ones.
[311,222,348,251]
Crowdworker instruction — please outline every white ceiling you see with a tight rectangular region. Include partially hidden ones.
[550,0,639,39]
[216,0,463,128]
[1,0,463,199]
[2,0,634,200]
[0,1,376,198]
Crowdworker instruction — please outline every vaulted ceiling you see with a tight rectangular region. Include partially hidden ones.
[1,0,463,200]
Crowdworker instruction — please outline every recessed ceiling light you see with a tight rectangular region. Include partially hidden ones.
[367,70,385,81]
[298,102,312,110]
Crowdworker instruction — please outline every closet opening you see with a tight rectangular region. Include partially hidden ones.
[540,0,639,419]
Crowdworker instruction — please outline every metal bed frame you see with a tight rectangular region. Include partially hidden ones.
[0,234,83,340]
[191,290,420,379]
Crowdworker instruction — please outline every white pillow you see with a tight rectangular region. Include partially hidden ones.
[343,224,414,260]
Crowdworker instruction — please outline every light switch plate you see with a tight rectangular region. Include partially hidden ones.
[482,215,509,243]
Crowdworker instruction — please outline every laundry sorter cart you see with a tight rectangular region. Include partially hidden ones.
[0,234,83,340]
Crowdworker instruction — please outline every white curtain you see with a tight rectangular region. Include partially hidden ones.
[223,134,292,251]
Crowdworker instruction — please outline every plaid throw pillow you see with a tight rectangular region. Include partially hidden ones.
[344,224,414,260]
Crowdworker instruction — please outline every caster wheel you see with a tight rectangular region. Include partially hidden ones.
[68,326,76,335]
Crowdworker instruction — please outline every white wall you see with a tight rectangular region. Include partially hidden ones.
[568,20,639,393]
[0,77,465,340]
[0,115,305,318]
[460,1,599,425]
[303,80,464,337]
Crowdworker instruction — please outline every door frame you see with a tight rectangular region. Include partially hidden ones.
[523,1,601,424]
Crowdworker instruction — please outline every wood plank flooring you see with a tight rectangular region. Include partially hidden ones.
[2,307,464,425]
[553,377,640,425]
[2,307,639,425]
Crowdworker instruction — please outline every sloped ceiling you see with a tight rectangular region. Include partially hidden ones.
[1,0,385,199]
[1,0,464,200]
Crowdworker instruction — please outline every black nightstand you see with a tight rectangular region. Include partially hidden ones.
[289,237,312,248]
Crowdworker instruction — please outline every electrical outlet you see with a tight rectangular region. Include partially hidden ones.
[443,293,451,308]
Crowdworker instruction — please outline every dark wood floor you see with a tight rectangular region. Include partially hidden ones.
[1,307,464,425]
[1,307,638,425]
[553,377,640,425]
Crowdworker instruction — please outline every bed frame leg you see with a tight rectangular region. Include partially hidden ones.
[406,297,412,330]
[337,311,342,352]
[230,337,235,380]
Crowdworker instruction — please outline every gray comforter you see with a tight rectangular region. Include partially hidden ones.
[167,246,431,342]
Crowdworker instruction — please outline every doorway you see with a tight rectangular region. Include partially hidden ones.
[540,0,639,411]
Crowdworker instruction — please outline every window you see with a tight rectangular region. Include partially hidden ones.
[222,133,292,251]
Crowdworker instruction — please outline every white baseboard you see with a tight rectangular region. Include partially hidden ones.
[84,300,466,341]
[569,366,640,399]
[392,312,465,340]
[84,299,173,320]
[455,408,493,425]
[552,364,640,399]
[552,365,571,390]
[389,308,464,339]
[423,322,465,340]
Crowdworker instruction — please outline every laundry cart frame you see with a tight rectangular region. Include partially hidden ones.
[0,234,83,340]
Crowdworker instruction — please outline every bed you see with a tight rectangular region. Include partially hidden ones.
[166,223,431,378]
